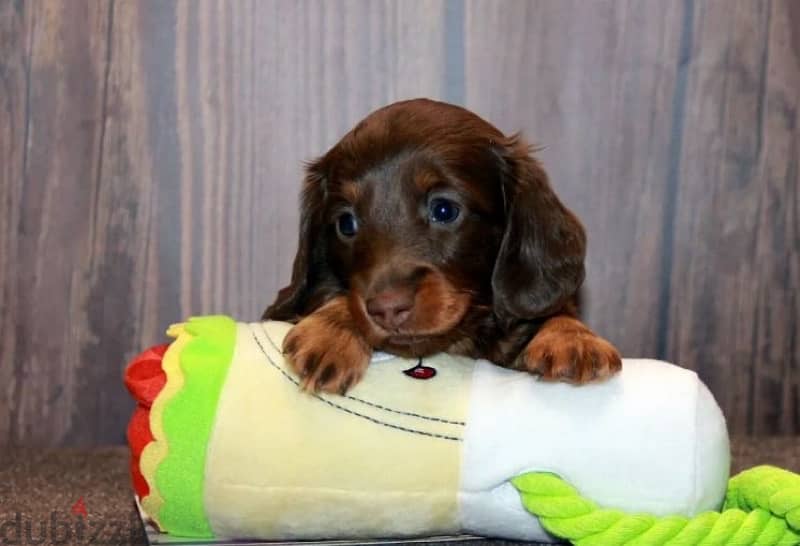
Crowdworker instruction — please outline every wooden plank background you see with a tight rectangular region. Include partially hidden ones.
[0,0,797,446]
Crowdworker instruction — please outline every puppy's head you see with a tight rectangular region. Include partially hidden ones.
[265,99,586,356]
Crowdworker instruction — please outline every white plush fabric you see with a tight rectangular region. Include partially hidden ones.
[458,358,730,542]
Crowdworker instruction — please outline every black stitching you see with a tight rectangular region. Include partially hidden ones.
[260,324,467,426]
[249,327,462,442]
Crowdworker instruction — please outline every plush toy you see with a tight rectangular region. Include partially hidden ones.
[125,316,800,545]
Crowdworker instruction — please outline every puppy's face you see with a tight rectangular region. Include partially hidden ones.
[265,99,587,356]
[324,144,505,355]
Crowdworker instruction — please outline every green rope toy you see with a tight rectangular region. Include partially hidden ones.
[512,465,800,546]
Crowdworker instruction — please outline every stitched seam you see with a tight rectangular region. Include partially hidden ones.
[250,327,462,442]
[259,324,467,426]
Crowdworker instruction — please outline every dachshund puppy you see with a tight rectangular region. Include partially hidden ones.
[264,98,621,394]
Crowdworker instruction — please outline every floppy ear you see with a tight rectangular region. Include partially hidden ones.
[262,159,330,321]
[491,135,586,324]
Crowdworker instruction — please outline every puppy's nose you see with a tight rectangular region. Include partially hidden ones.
[366,288,414,330]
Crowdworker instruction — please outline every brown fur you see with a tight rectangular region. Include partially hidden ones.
[282,296,372,394]
[265,98,621,393]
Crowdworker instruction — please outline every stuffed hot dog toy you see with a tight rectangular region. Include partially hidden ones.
[125,316,800,545]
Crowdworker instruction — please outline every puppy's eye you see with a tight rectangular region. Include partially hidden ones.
[429,198,460,224]
[336,212,358,238]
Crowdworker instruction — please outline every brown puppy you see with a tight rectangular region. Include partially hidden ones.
[264,98,621,394]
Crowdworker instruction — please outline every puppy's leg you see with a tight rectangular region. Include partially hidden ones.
[517,315,621,384]
[282,296,372,394]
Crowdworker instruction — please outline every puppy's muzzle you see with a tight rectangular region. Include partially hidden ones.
[360,262,430,332]
[366,287,414,330]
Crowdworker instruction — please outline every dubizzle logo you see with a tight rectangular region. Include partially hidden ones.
[0,497,140,545]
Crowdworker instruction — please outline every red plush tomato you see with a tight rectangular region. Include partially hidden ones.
[124,343,170,498]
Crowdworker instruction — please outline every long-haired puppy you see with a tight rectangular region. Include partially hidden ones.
[264,98,621,394]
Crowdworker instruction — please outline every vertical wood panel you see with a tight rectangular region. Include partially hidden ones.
[0,2,113,445]
[464,0,686,359]
[667,0,800,434]
[0,0,33,443]
[65,0,162,445]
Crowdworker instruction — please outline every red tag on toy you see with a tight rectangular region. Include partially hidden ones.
[403,360,437,380]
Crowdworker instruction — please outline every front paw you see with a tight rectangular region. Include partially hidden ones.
[282,314,372,394]
[520,321,621,384]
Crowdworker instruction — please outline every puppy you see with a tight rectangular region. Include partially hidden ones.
[263,98,621,394]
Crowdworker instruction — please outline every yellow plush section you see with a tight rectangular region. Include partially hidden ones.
[139,323,189,529]
[203,321,476,540]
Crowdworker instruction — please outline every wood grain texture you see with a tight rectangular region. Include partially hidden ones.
[0,0,798,445]
[1,1,114,445]
[0,0,32,445]
[666,0,800,434]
